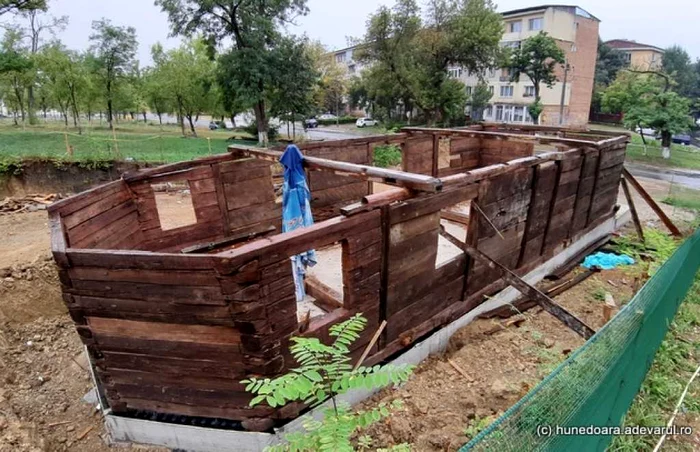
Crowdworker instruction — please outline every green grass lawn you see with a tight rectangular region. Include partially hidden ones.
[0,121,256,166]
[662,185,700,211]
[626,135,700,171]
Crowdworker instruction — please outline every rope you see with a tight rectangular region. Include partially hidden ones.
[652,362,700,452]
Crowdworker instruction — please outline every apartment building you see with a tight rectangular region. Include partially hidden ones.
[458,5,600,126]
[328,4,600,126]
[604,39,664,70]
[330,45,369,78]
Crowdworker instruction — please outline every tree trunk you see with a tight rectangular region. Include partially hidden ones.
[28,85,37,125]
[157,113,163,125]
[230,114,236,128]
[107,79,114,130]
[187,114,198,138]
[253,100,269,146]
[292,113,296,140]
[661,131,672,159]
[143,111,147,123]
[637,124,648,155]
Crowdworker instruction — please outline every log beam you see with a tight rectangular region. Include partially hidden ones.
[622,167,680,237]
[464,245,596,340]
[230,146,442,193]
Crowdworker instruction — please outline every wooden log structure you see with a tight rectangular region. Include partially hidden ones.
[49,125,629,430]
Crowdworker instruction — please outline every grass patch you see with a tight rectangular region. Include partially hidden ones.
[609,231,700,451]
[373,144,402,168]
[625,135,700,170]
[0,121,257,171]
[662,185,700,211]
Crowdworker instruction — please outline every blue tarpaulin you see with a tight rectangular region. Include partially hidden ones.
[280,145,317,301]
[581,252,635,270]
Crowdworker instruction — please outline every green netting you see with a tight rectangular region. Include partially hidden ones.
[463,228,700,452]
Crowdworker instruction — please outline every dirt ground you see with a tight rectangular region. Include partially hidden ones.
[0,175,696,451]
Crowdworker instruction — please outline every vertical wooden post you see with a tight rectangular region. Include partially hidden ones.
[620,177,645,243]
[432,133,440,177]
[378,205,391,349]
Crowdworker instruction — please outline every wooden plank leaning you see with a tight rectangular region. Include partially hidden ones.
[463,245,596,340]
[622,167,681,237]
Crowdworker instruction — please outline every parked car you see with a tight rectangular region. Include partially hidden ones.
[318,113,338,121]
[672,134,692,145]
[356,117,378,128]
[208,121,219,130]
[304,118,319,129]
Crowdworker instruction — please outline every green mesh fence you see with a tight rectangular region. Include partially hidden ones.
[463,228,700,451]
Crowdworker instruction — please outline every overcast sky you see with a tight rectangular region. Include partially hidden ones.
[10,0,700,63]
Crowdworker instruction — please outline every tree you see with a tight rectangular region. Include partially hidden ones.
[21,8,69,123]
[662,45,698,97]
[0,28,33,124]
[595,39,627,87]
[157,39,215,137]
[36,43,88,130]
[156,0,309,146]
[603,71,692,158]
[468,81,493,120]
[89,19,137,130]
[307,41,348,117]
[0,0,45,16]
[509,32,565,124]
[361,0,503,125]
[267,37,318,138]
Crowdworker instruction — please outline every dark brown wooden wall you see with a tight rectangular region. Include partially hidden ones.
[50,133,627,427]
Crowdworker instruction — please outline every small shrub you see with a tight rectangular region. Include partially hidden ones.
[242,314,414,452]
[316,116,357,126]
[243,123,279,142]
[373,144,402,168]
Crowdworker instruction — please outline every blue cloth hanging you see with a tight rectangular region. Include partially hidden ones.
[280,144,317,301]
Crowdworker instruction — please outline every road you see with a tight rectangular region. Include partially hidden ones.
[625,163,700,190]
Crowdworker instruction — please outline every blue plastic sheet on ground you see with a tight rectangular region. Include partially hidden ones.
[280,144,317,301]
[581,251,635,270]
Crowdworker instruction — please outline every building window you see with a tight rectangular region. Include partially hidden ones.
[524,86,536,97]
[335,53,347,63]
[485,105,493,118]
[624,52,632,64]
[501,41,521,50]
[466,86,473,96]
[508,21,522,33]
[500,85,514,97]
[488,85,495,95]
[514,106,524,123]
[495,105,504,121]
[529,17,543,31]
[525,108,534,123]
[348,64,356,75]
[448,67,463,78]
[488,68,497,78]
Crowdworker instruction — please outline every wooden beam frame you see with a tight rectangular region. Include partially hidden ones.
[464,245,596,340]
[622,167,682,237]
[229,146,443,193]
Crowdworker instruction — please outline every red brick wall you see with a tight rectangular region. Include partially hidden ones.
[567,15,599,126]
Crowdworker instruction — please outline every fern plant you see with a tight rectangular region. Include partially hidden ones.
[242,314,414,452]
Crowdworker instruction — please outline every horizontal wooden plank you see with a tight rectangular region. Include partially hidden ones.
[66,249,218,271]
[63,189,132,230]
[89,317,240,345]
[69,280,227,306]
[68,267,220,286]
[389,184,478,225]
[224,177,276,211]
[49,180,125,216]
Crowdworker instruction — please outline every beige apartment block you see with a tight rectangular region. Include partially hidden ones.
[457,5,600,126]
[605,39,664,71]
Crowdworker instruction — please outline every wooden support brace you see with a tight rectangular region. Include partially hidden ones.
[622,167,681,237]
[619,176,645,243]
[439,225,466,249]
[464,245,596,340]
[472,201,505,240]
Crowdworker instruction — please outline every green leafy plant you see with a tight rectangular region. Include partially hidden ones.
[373,144,402,168]
[464,415,494,440]
[242,314,414,452]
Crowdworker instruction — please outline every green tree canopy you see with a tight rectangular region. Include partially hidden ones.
[603,70,692,158]
[509,31,565,124]
[89,18,137,130]
[468,81,493,121]
[155,0,308,145]
[360,0,503,125]
[0,0,45,16]
[662,45,698,97]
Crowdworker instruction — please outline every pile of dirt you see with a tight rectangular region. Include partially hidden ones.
[360,267,639,451]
